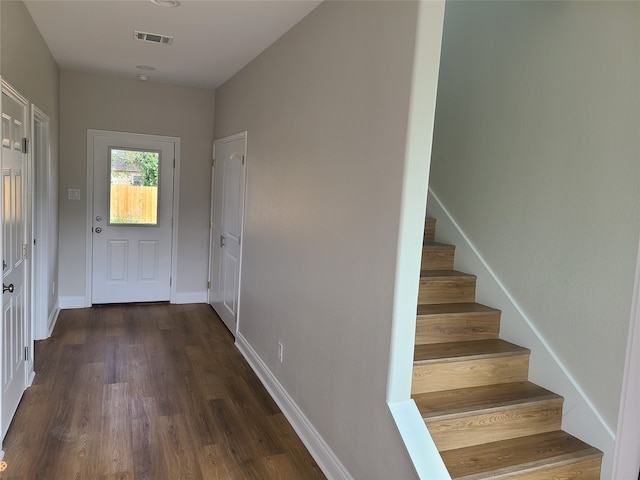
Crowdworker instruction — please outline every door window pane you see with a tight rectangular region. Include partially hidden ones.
[109,148,159,225]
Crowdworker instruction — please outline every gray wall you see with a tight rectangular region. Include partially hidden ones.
[214,2,426,477]
[59,71,215,300]
[430,0,639,431]
[1,0,60,328]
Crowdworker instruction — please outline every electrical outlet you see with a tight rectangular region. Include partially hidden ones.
[278,342,284,363]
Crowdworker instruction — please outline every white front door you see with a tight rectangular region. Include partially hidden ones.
[209,133,246,334]
[90,131,177,304]
[1,83,30,438]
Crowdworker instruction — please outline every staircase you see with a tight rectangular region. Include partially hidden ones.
[413,217,603,479]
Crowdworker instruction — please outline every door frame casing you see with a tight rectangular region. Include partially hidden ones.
[85,129,181,306]
[31,104,52,340]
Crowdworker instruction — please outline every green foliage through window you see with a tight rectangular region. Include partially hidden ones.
[111,149,159,186]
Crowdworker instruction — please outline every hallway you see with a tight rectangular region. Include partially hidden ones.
[0,304,324,479]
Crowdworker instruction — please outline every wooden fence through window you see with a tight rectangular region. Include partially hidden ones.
[110,185,158,224]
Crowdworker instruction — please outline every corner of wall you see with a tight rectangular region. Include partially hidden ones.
[427,188,616,479]
[58,296,87,310]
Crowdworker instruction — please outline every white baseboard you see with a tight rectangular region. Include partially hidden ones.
[173,291,207,304]
[59,293,208,307]
[235,332,353,480]
[47,304,60,337]
[58,296,87,309]
[428,189,615,478]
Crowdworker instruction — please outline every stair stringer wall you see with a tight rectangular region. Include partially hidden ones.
[427,188,615,479]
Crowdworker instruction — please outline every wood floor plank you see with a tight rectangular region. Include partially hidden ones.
[0,304,325,480]
[99,383,133,476]
[196,443,245,479]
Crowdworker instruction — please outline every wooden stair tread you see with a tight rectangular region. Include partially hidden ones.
[417,302,499,317]
[441,430,603,480]
[423,241,455,250]
[413,381,561,419]
[421,270,475,279]
[414,339,529,364]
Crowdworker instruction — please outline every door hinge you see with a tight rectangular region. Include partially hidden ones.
[210,221,213,229]
[242,155,245,165]
[169,277,172,286]
[173,158,176,168]
[24,346,29,361]
[22,138,29,154]
[207,281,211,289]
[212,158,216,168]
[22,244,29,260]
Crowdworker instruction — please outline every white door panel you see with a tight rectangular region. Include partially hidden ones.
[1,85,30,439]
[209,134,246,335]
[90,132,176,304]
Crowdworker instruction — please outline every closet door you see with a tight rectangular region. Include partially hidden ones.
[208,132,247,335]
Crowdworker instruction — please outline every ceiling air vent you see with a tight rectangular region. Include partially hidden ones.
[134,30,174,45]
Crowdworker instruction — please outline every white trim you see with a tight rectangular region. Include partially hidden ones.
[612,235,640,479]
[206,149,215,306]
[173,291,207,304]
[0,80,28,107]
[85,129,180,306]
[385,3,446,478]
[214,131,247,146]
[170,139,181,303]
[236,332,353,480]
[388,401,450,480]
[0,75,2,460]
[59,296,87,309]
[428,189,616,477]
[30,105,51,340]
[47,303,60,337]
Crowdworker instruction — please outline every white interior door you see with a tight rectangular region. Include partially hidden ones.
[90,131,176,304]
[209,133,246,334]
[1,83,30,438]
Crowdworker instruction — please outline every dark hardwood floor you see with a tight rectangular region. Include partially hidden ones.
[0,303,325,480]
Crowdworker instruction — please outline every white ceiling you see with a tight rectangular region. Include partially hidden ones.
[23,0,322,90]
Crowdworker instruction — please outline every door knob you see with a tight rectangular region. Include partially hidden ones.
[96,215,102,222]
[95,227,102,233]
[3,284,14,293]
